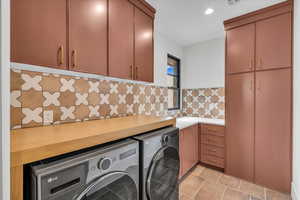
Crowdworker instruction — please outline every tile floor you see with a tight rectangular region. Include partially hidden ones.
[179,165,291,200]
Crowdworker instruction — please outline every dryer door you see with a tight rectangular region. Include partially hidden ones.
[146,146,180,200]
[76,171,137,200]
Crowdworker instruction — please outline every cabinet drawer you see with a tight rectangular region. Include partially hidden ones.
[201,154,224,168]
[201,144,224,158]
[201,134,225,148]
[201,124,225,136]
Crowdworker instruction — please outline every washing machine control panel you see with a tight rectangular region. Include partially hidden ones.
[97,158,112,171]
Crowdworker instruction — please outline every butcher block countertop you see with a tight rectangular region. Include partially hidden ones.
[11,115,176,167]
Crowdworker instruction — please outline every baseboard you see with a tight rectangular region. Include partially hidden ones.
[292,182,299,200]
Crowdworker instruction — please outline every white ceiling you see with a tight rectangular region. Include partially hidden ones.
[146,0,287,46]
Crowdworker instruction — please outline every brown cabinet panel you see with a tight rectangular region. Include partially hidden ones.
[226,73,254,182]
[201,124,225,136]
[134,8,154,82]
[226,24,255,74]
[11,0,67,69]
[255,69,291,193]
[201,134,224,148]
[201,144,224,159]
[109,0,134,79]
[179,125,199,177]
[256,13,292,70]
[69,0,108,75]
[202,154,224,169]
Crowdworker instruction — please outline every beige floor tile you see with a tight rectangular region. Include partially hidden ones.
[199,168,222,184]
[219,174,241,189]
[194,181,226,200]
[180,175,205,198]
[250,196,264,200]
[265,189,291,200]
[240,180,265,199]
[190,165,205,177]
[180,194,194,200]
[223,188,250,200]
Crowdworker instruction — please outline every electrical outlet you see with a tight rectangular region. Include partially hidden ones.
[43,111,53,125]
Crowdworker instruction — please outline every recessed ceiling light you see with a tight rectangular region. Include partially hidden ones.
[205,8,214,15]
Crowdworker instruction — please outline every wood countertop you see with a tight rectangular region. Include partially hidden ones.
[11,115,176,167]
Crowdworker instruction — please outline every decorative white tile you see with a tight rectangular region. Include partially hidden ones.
[21,74,42,91]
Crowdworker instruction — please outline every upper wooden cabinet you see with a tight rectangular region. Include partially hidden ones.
[256,13,292,70]
[11,0,155,81]
[69,0,108,75]
[11,0,67,69]
[134,8,154,82]
[109,0,134,79]
[226,24,255,74]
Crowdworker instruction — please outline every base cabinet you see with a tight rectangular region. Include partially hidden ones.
[200,124,225,169]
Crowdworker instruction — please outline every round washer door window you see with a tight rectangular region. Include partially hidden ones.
[146,146,180,200]
[77,172,137,200]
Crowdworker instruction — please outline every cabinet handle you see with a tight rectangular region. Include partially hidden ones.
[58,45,64,65]
[257,80,262,92]
[130,65,134,79]
[71,50,77,68]
[250,80,253,91]
[249,56,253,70]
[207,149,217,153]
[135,66,138,80]
[257,58,263,69]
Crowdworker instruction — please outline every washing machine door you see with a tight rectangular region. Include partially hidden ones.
[75,171,137,200]
[146,146,180,200]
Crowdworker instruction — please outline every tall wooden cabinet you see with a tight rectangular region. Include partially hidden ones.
[255,69,292,192]
[224,1,292,193]
[226,73,254,182]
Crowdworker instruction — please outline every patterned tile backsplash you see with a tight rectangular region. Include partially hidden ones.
[10,68,173,129]
[10,68,224,129]
[182,88,225,119]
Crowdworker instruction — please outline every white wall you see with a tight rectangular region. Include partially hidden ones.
[293,0,300,199]
[182,37,225,89]
[153,32,183,87]
[0,0,11,199]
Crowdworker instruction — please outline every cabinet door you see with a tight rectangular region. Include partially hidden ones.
[69,0,107,75]
[190,125,199,166]
[180,125,198,177]
[11,0,67,69]
[109,0,134,79]
[256,13,292,70]
[226,73,254,182]
[255,69,291,193]
[226,24,255,74]
[134,8,154,82]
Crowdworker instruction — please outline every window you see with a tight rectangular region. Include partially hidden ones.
[167,54,180,110]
